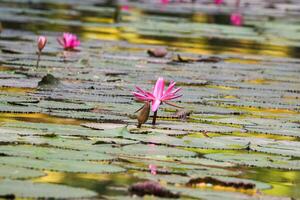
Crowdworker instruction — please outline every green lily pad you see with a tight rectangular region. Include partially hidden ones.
[0,180,97,199]
[250,140,300,157]
[120,144,196,158]
[0,145,116,161]
[133,172,190,184]
[0,165,45,179]
[2,121,127,137]
[204,153,300,170]
[81,122,127,130]
[0,156,125,173]
[37,100,93,111]
[144,121,245,133]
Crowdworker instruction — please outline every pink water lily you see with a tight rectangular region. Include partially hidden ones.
[133,77,182,112]
[37,36,47,52]
[133,77,182,125]
[149,164,157,175]
[230,12,243,26]
[36,36,47,67]
[57,33,80,50]
[214,0,223,5]
[161,0,169,4]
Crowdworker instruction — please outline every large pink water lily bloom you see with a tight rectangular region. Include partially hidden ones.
[133,77,182,112]
[57,33,80,50]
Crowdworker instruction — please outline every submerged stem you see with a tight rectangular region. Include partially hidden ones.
[152,110,157,125]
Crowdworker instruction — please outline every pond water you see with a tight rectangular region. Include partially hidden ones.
[0,0,300,199]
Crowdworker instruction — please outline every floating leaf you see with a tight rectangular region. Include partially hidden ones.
[0,180,97,199]
[0,165,45,179]
[0,156,125,173]
[37,100,93,111]
[120,144,196,158]
[204,153,300,170]
[0,145,116,161]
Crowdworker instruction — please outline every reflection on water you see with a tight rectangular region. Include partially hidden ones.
[33,171,138,197]
[244,168,300,198]
[1,0,300,58]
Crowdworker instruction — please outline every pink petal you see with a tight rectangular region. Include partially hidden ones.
[151,99,161,112]
[164,81,176,96]
[170,87,181,94]
[162,93,182,101]
[153,77,164,99]
[133,92,152,101]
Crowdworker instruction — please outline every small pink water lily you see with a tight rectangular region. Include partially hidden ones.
[161,0,169,4]
[36,36,47,67]
[230,12,243,26]
[133,77,182,125]
[214,0,223,5]
[57,32,80,50]
[149,164,157,175]
[37,36,47,52]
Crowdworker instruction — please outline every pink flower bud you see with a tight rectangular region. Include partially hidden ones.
[37,36,47,52]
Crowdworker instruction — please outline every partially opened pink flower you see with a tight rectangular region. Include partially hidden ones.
[214,0,223,5]
[133,77,182,112]
[230,12,243,26]
[57,33,80,50]
[37,36,47,52]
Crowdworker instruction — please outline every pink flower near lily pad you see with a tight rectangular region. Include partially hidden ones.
[133,77,182,112]
[214,0,223,5]
[37,36,47,52]
[161,0,169,5]
[57,32,80,50]
[230,12,243,26]
[149,164,157,175]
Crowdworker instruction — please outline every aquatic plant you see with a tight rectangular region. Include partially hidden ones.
[36,36,47,67]
[230,0,243,26]
[214,0,223,5]
[149,164,157,175]
[57,33,80,50]
[230,12,243,26]
[133,77,182,125]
